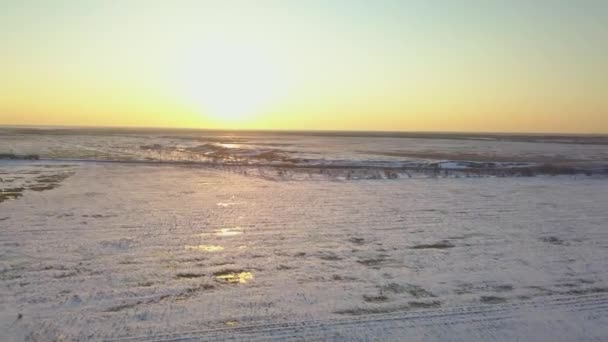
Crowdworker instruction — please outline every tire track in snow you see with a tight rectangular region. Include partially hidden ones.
[106,293,608,341]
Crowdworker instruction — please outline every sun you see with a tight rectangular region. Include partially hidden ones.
[175,41,285,123]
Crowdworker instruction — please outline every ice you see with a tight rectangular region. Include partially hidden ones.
[437,161,468,169]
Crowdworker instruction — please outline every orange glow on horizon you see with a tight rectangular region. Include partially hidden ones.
[1,2,606,133]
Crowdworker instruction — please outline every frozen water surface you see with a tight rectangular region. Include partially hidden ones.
[1,128,607,341]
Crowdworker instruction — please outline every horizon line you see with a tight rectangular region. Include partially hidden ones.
[1,123,607,137]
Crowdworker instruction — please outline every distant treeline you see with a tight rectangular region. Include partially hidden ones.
[2,127,607,145]
[0,153,39,160]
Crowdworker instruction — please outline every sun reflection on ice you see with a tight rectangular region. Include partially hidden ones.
[214,228,243,237]
[214,271,253,284]
[217,143,241,149]
[217,202,237,208]
[184,245,224,252]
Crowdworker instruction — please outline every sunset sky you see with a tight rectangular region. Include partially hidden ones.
[1,0,607,133]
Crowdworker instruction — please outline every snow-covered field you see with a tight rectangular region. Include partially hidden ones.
[1,160,607,341]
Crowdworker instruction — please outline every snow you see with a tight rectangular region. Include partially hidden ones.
[1,162,607,341]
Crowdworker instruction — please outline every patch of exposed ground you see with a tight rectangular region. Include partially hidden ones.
[213,270,254,284]
[348,237,365,245]
[317,252,343,261]
[176,273,205,279]
[0,189,24,203]
[410,241,455,249]
[455,283,514,295]
[335,299,443,315]
[357,254,390,267]
[408,301,442,309]
[480,296,508,304]
[363,294,390,303]
[104,284,215,312]
[540,236,567,246]
[0,166,76,204]
[402,284,436,298]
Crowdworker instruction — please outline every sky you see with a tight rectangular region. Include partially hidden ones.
[1,0,607,133]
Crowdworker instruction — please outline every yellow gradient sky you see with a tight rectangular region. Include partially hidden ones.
[1,1,607,133]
